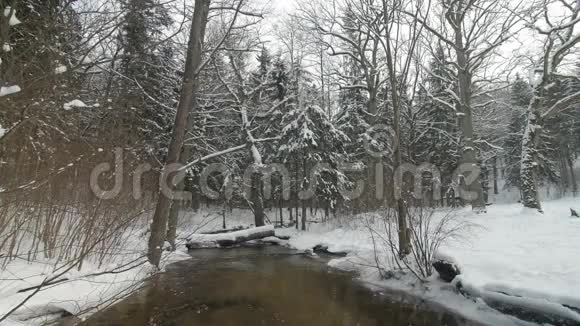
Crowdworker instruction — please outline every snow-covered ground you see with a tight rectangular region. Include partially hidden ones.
[0,229,188,325]
[275,197,580,325]
[0,209,258,325]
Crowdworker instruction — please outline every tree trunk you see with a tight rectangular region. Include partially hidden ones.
[221,204,226,229]
[520,108,543,211]
[382,0,409,256]
[295,204,299,229]
[560,152,569,196]
[301,157,307,231]
[566,149,578,196]
[167,88,199,250]
[147,0,210,267]
[453,32,486,212]
[301,200,307,231]
[251,173,265,227]
[279,197,284,226]
[493,156,499,195]
[294,165,299,230]
[320,49,328,116]
[166,201,179,251]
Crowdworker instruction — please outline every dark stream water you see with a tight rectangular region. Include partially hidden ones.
[84,246,475,326]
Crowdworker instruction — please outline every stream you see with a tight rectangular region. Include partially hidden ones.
[83,246,476,326]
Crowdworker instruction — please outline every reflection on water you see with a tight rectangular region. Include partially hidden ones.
[84,246,473,326]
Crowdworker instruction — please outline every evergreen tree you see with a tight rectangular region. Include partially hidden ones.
[504,76,532,190]
[277,105,350,228]
[263,56,291,158]
[415,47,460,204]
[543,72,580,194]
[250,47,274,110]
[506,75,561,195]
[116,0,176,157]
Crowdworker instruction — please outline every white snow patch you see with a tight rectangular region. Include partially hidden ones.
[2,43,12,52]
[63,99,88,110]
[3,7,21,25]
[54,65,67,74]
[0,85,21,97]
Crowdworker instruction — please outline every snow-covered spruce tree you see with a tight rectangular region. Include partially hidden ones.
[116,0,177,157]
[300,1,389,211]
[203,37,282,228]
[336,82,371,161]
[415,46,460,206]
[504,76,533,191]
[261,56,293,222]
[262,56,292,156]
[268,56,324,223]
[543,77,579,195]
[249,47,274,107]
[116,0,184,250]
[335,79,372,212]
[560,62,580,194]
[519,0,580,212]
[277,105,350,230]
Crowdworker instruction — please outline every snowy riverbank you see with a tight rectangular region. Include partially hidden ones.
[275,197,580,325]
[0,230,190,326]
[0,209,268,325]
[1,198,579,325]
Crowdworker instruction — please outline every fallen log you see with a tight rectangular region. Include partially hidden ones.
[186,225,275,249]
[312,244,348,257]
[202,226,248,235]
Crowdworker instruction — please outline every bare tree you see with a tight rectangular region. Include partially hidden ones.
[298,0,386,117]
[381,0,429,256]
[409,0,524,212]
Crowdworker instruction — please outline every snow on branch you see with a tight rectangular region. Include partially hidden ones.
[541,90,580,119]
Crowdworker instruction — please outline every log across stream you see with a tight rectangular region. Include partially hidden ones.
[83,246,477,326]
[186,225,276,248]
